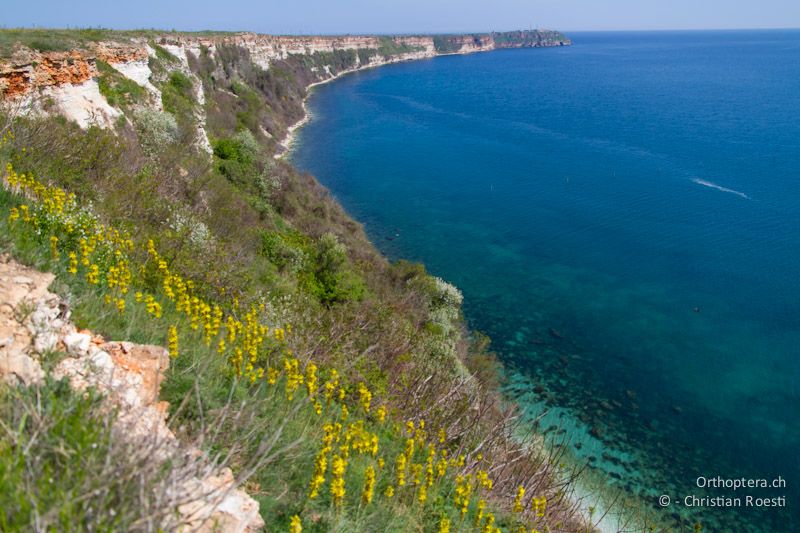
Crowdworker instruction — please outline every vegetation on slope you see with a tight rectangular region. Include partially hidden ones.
[0,31,591,532]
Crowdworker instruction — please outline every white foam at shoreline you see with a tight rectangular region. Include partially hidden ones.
[692,178,751,200]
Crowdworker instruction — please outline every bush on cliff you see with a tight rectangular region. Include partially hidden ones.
[0,31,591,530]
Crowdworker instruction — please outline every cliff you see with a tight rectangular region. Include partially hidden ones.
[0,29,569,130]
[0,26,594,533]
[0,256,264,531]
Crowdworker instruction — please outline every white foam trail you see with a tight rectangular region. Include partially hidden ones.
[692,178,751,200]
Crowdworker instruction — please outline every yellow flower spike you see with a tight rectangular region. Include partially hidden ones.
[67,252,78,274]
[361,465,375,504]
[375,405,386,423]
[384,485,394,498]
[438,517,451,533]
[358,382,372,413]
[404,438,415,460]
[116,298,125,314]
[217,338,226,354]
[305,362,318,396]
[289,514,302,533]
[370,434,378,456]
[482,513,495,533]
[8,207,19,222]
[474,499,486,526]
[168,326,179,358]
[395,453,407,487]
[412,463,422,486]
[86,264,100,284]
[330,455,346,506]
[418,484,427,504]
[436,457,447,478]
[532,495,547,517]
[513,485,525,513]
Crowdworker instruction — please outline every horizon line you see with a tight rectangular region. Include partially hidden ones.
[1,25,799,36]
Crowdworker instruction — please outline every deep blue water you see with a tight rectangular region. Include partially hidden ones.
[292,30,800,530]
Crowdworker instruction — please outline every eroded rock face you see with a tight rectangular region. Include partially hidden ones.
[0,254,264,532]
[0,256,57,384]
[0,30,567,136]
[0,49,96,99]
[0,43,150,100]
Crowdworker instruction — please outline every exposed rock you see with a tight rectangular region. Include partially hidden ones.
[0,257,57,384]
[179,468,264,533]
[63,331,91,355]
[2,30,569,134]
[0,257,264,532]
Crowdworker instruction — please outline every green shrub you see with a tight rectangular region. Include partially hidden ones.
[161,71,195,127]
[213,130,262,188]
[303,232,366,306]
[132,108,179,156]
[261,230,309,273]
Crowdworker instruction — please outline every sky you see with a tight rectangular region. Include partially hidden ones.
[3,0,800,34]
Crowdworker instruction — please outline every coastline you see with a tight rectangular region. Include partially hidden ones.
[280,45,642,533]
[274,56,434,159]
[274,41,570,159]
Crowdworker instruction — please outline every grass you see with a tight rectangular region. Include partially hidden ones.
[0,27,599,529]
[0,374,201,532]
[96,60,148,109]
[0,180,536,532]
[377,37,423,58]
[0,28,241,58]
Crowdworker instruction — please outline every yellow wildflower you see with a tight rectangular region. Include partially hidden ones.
[396,453,407,487]
[168,326,179,358]
[513,485,525,513]
[361,465,375,504]
[532,495,547,517]
[289,515,302,533]
[358,382,371,413]
[68,252,78,274]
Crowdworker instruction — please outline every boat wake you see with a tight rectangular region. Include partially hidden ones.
[692,178,751,200]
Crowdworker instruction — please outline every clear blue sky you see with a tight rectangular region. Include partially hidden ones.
[4,0,800,34]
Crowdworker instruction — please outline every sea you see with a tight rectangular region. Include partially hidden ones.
[291,30,800,531]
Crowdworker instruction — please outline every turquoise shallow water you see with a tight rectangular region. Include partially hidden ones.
[292,30,800,530]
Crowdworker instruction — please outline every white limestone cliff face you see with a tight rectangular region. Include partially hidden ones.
[0,31,568,145]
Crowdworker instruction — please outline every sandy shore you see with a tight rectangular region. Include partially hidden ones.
[273,74,342,159]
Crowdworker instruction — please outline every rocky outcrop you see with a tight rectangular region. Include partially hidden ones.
[1,29,569,101]
[0,254,264,532]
